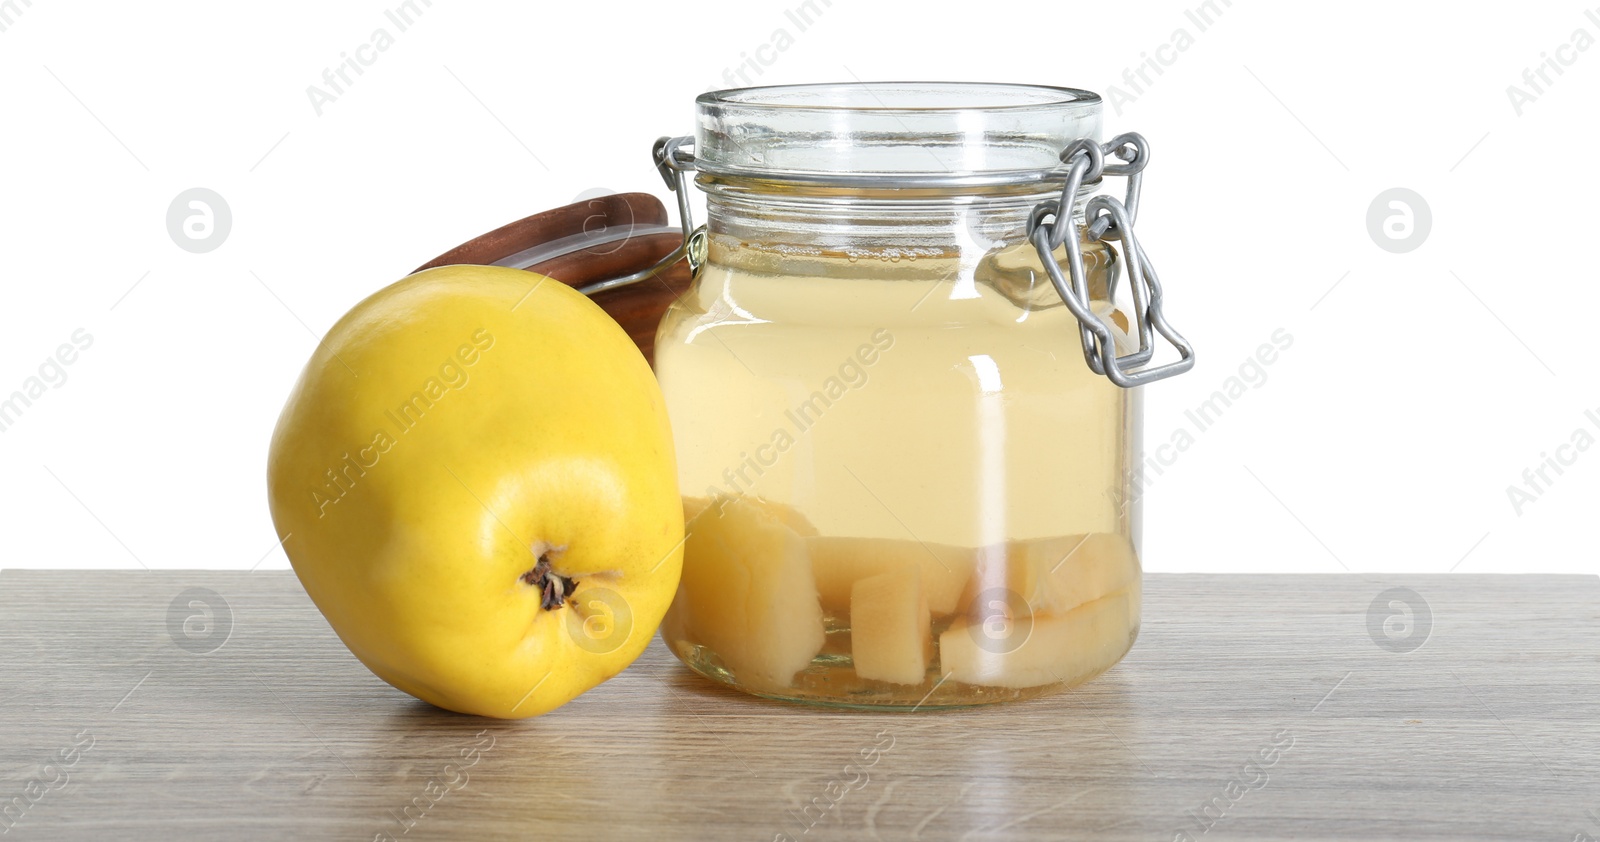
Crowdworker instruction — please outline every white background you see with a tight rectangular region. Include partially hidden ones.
[1,0,1595,575]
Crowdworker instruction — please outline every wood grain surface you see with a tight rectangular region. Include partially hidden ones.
[1,571,1596,841]
[410,191,693,366]
[412,192,669,274]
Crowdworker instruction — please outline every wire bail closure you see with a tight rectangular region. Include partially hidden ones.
[575,136,705,297]
[1028,133,1194,388]
[589,133,1194,389]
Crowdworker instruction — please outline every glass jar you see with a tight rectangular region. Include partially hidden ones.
[652,83,1192,709]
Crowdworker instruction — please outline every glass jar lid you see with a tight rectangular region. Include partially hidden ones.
[693,82,1103,189]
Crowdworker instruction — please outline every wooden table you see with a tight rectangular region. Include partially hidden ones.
[1,571,1596,841]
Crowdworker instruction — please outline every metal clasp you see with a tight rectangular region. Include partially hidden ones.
[1027,133,1195,388]
[576,136,705,296]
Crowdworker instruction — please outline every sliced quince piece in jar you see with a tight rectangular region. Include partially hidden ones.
[1026,533,1139,615]
[810,536,977,618]
[683,496,715,524]
[683,494,819,537]
[959,532,1138,618]
[849,565,933,685]
[665,495,825,691]
[938,588,1134,690]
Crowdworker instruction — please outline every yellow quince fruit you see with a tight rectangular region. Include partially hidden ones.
[267,265,682,718]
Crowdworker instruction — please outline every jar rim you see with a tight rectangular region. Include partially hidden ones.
[693,81,1104,190]
[695,82,1102,114]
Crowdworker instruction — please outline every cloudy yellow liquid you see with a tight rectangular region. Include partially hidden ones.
[655,237,1142,707]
